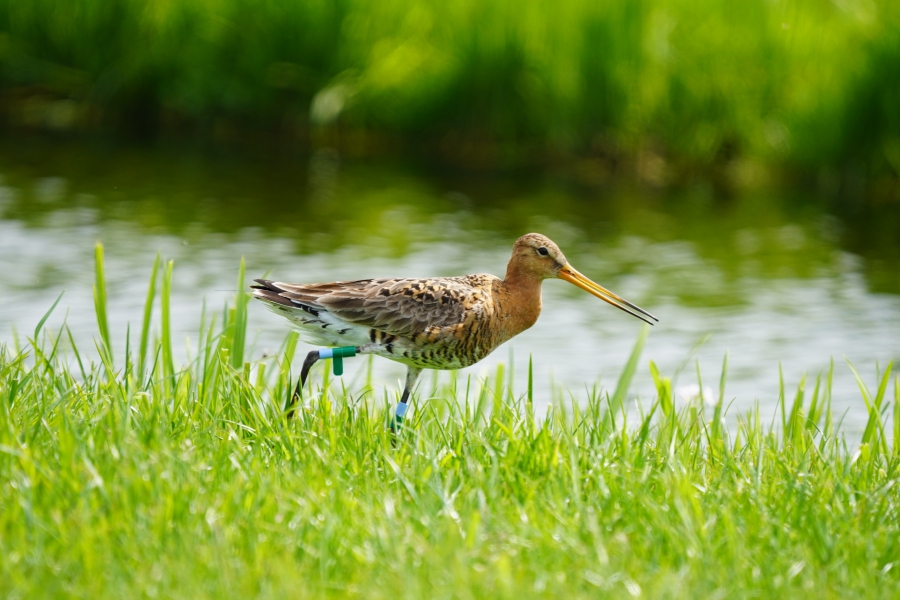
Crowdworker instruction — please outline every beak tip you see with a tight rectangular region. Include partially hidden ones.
[560,265,658,325]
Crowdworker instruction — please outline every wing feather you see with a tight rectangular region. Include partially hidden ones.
[262,276,495,338]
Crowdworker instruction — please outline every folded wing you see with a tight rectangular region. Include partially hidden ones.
[252,275,495,338]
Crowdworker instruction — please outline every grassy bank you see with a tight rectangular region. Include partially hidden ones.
[2,0,900,187]
[1,248,899,598]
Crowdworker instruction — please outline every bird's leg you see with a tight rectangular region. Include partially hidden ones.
[285,346,360,418]
[285,350,321,418]
[391,366,423,433]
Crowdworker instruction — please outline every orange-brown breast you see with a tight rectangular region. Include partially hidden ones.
[493,268,543,342]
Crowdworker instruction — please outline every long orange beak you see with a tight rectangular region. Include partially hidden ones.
[558,264,658,325]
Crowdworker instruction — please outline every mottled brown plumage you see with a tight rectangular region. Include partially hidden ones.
[252,233,657,420]
[255,274,501,369]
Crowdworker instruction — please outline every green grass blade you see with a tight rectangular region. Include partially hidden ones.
[124,323,131,388]
[93,242,113,365]
[768,363,781,433]
[139,253,160,382]
[161,259,175,385]
[604,323,649,429]
[230,257,248,370]
[873,360,892,411]
[527,354,534,407]
[808,372,822,431]
[64,325,87,382]
[711,353,728,443]
[824,358,834,439]
[649,360,673,419]
[894,375,899,457]
[34,290,65,341]
[847,358,890,456]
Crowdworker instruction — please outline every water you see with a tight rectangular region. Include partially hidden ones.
[1,138,898,434]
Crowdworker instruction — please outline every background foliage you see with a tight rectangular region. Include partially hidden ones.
[1,0,899,186]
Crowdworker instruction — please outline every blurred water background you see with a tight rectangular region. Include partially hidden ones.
[1,0,898,432]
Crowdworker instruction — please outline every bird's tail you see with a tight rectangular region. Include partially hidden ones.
[249,279,294,307]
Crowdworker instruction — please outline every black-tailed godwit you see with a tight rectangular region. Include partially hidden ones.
[252,233,657,427]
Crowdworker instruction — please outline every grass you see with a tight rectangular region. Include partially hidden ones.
[1,0,900,185]
[0,247,899,599]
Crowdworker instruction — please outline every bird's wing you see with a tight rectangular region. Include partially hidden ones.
[254,275,496,338]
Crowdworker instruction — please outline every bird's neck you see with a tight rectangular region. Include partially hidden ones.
[499,269,544,339]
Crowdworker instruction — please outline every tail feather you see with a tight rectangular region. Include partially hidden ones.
[251,279,321,315]
[251,278,282,291]
[251,287,295,308]
[251,280,296,307]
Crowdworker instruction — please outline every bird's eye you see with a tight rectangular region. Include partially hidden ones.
[537,247,549,256]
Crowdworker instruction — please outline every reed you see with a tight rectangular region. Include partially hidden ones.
[1,0,898,178]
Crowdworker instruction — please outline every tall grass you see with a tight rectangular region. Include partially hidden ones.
[0,249,898,598]
[1,0,899,182]
[137,253,160,384]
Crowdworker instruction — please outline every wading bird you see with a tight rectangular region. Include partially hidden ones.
[252,233,657,428]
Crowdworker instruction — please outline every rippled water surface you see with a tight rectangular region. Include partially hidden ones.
[1,139,898,433]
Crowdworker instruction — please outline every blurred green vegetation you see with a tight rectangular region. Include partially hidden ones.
[0,0,899,192]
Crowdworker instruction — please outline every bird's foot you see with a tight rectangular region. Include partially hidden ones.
[388,411,405,447]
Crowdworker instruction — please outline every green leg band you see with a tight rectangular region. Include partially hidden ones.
[318,346,358,377]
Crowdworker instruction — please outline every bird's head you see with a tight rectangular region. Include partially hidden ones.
[508,233,658,326]
[509,233,568,279]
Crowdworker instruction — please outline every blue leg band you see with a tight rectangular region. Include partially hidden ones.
[392,402,409,430]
